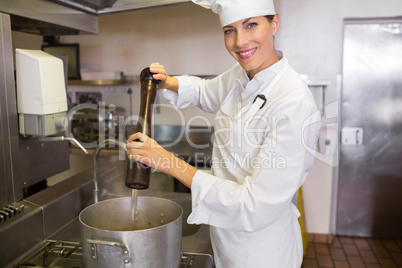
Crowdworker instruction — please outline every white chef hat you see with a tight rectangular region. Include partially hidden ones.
[192,0,276,27]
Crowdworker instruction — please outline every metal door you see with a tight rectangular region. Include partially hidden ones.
[337,18,402,237]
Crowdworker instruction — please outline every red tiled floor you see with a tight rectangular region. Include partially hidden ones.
[390,253,402,266]
[302,236,402,268]
[372,245,392,258]
[347,256,366,268]
[344,244,360,256]
[334,260,350,268]
[365,264,381,268]
[330,248,347,261]
[317,254,334,267]
[315,244,330,255]
[354,238,372,250]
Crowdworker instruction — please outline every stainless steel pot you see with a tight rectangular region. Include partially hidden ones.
[79,196,182,268]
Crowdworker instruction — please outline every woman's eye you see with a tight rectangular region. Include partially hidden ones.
[247,22,257,28]
[224,29,234,35]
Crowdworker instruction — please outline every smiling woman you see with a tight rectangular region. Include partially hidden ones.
[222,15,279,79]
[126,0,321,267]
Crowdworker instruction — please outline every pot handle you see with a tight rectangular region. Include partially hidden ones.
[86,238,131,265]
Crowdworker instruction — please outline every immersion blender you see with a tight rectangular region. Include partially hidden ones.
[125,67,160,189]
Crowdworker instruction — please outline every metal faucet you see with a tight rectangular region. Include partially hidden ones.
[38,136,88,154]
[93,139,127,203]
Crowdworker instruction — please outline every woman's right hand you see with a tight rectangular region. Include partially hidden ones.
[149,62,179,93]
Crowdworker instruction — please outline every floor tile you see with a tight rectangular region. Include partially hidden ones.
[343,244,359,256]
[391,252,402,265]
[368,238,383,246]
[382,239,402,253]
[317,254,334,267]
[360,249,379,264]
[378,257,398,268]
[340,237,354,245]
[347,256,365,268]
[395,240,402,249]
[365,263,382,268]
[305,246,317,259]
[303,235,402,268]
[372,244,392,258]
[315,243,330,254]
[331,237,343,249]
[333,260,349,268]
[354,237,371,250]
[330,248,347,261]
[302,258,319,268]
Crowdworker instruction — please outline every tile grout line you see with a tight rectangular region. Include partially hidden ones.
[354,237,377,268]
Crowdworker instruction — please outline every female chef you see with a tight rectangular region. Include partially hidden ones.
[126,0,321,267]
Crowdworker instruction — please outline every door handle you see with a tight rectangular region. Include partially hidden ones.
[341,127,363,145]
[356,129,360,144]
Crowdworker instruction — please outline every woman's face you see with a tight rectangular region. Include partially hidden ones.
[223,15,280,79]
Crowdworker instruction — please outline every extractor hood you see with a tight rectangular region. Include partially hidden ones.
[98,0,190,14]
[50,0,191,14]
[49,0,118,14]
[0,0,190,36]
[0,0,98,35]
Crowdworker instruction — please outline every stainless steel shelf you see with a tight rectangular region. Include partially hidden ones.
[68,79,135,86]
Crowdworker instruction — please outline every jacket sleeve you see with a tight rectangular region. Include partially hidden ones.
[187,91,321,232]
[163,64,241,114]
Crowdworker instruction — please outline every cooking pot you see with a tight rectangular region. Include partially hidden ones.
[79,196,182,268]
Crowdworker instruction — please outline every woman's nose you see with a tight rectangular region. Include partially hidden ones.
[235,30,248,47]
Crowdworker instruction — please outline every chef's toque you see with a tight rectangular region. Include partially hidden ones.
[192,0,276,27]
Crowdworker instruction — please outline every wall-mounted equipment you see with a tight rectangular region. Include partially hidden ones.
[15,49,68,136]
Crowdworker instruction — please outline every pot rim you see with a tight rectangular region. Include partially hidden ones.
[79,196,183,233]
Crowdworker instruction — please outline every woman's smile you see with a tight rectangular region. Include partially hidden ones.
[238,48,257,59]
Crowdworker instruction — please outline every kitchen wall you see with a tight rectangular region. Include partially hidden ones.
[62,3,231,127]
[58,0,402,124]
[12,0,402,236]
[275,0,401,236]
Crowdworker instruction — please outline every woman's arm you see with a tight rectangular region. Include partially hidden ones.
[150,62,241,113]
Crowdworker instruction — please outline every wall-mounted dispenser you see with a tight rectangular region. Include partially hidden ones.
[15,49,68,136]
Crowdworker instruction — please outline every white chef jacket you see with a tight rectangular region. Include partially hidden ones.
[163,51,320,268]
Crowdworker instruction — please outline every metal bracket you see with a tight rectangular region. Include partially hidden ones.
[87,239,130,265]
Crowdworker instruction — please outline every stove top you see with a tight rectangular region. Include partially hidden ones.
[16,239,212,268]
[16,240,83,268]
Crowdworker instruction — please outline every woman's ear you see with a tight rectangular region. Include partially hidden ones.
[272,14,280,36]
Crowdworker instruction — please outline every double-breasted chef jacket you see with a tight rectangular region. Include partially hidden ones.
[163,51,321,268]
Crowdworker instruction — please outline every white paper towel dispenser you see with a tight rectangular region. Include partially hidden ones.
[15,48,68,136]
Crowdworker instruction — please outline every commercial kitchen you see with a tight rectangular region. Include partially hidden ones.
[1,0,402,267]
